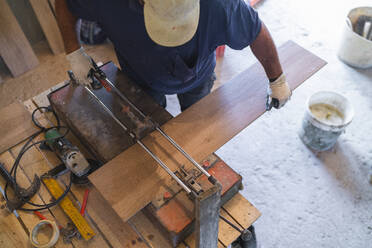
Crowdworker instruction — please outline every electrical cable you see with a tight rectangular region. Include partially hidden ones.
[3,106,72,212]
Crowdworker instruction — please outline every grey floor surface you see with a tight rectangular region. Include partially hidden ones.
[166,0,372,247]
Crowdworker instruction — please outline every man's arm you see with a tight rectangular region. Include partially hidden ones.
[250,23,282,81]
[55,0,80,54]
[250,22,291,109]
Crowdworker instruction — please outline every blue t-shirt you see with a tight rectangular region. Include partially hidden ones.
[67,0,262,94]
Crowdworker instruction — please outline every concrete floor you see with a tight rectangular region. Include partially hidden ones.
[192,0,371,247]
[166,0,372,247]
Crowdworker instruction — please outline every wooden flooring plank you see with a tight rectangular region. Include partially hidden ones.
[0,198,30,248]
[0,0,39,77]
[29,0,64,55]
[0,103,39,154]
[89,41,327,222]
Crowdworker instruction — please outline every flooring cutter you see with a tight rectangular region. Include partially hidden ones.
[47,62,251,247]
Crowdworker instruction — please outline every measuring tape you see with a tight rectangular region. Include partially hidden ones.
[42,177,95,241]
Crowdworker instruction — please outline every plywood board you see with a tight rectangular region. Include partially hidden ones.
[0,103,38,154]
[90,41,326,221]
[29,0,64,55]
[0,0,39,77]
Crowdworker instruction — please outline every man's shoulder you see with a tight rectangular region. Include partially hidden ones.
[201,0,242,16]
[201,0,241,9]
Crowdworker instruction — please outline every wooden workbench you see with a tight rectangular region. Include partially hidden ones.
[0,83,261,248]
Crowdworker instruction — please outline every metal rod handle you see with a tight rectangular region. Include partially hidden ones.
[94,72,217,184]
[85,86,191,194]
[102,77,212,179]
[156,127,211,178]
[136,140,191,194]
[103,77,147,120]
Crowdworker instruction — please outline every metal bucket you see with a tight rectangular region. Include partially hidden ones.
[299,91,354,151]
[338,7,372,69]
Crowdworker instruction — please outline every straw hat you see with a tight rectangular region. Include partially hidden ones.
[144,0,200,47]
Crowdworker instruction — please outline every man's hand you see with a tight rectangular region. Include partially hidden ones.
[66,47,92,86]
[267,73,292,109]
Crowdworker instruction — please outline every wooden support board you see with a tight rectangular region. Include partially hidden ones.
[0,0,39,77]
[29,0,64,55]
[0,102,39,154]
[0,203,29,248]
[89,41,327,222]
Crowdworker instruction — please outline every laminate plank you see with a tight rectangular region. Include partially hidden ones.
[0,103,38,154]
[89,41,326,222]
[0,0,39,77]
[29,0,64,55]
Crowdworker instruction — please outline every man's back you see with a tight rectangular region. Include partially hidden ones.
[66,0,261,94]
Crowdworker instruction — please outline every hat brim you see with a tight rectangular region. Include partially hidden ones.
[144,2,199,47]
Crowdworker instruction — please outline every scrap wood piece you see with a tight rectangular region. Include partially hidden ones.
[29,0,64,55]
[0,0,39,77]
[0,102,38,154]
[89,40,327,222]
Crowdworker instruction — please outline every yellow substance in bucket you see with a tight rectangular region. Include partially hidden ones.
[310,103,344,126]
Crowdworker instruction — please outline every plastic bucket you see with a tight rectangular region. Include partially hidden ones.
[299,91,354,151]
[338,7,372,69]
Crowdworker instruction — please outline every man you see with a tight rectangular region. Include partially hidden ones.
[56,0,291,111]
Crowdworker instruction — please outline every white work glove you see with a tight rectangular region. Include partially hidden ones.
[66,47,93,87]
[266,73,292,110]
